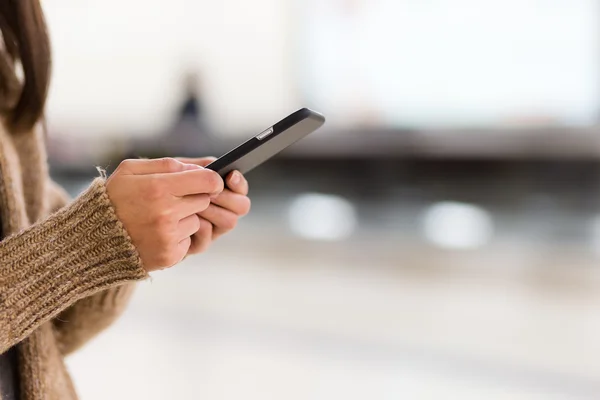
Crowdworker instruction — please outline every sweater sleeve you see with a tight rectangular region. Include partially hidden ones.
[0,178,148,354]
[47,178,144,355]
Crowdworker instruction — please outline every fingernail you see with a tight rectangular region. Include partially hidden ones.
[230,171,241,185]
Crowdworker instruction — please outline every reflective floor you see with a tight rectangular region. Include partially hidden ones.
[55,167,600,400]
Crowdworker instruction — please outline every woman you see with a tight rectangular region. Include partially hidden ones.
[0,2,251,399]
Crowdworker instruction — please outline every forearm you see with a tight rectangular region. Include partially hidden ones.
[0,178,147,353]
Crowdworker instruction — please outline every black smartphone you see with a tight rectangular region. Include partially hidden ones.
[205,108,325,178]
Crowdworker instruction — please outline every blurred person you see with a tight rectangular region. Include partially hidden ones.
[168,70,214,157]
[0,2,251,400]
[123,70,213,160]
[177,71,206,125]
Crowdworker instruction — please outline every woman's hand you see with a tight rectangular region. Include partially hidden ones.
[176,157,251,255]
[106,158,224,272]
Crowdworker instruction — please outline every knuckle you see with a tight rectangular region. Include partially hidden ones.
[198,218,213,235]
[223,216,237,231]
[158,157,182,172]
[153,208,174,227]
[200,195,211,210]
[119,159,133,169]
[191,197,210,214]
[180,237,192,254]
[192,214,202,231]
[241,197,251,215]
[114,159,133,174]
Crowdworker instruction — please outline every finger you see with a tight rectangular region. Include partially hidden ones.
[177,214,201,241]
[160,168,224,197]
[198,204,238,237]
[226,171,248,195]
[120,158,201,175]
[174,194,211,219]
[176,157,217,168]
[176,237,192,262]
[188,218,213,255]
[210,190,251,216]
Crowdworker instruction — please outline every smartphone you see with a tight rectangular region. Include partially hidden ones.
[206,108,325,178]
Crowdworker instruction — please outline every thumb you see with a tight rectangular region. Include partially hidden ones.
[175,157,218,168]
[119,158,202,175]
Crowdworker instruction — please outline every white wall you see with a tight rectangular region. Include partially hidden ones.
[298,0,600,129]
[44,0,299,137]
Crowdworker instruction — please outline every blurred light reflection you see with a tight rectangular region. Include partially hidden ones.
[422,202,494,250]
[288,193,357,241]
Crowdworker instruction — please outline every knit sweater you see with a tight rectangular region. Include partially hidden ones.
[0,123,149,399]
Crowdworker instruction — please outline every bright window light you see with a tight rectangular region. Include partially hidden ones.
[288,193,357,241]
[422,201,494,250]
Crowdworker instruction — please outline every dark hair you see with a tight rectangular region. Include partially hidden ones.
[0,0,50,132]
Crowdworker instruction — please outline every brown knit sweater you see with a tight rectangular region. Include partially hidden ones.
[0,123,148,399]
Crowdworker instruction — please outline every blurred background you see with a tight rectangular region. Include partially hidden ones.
[43,0,600,398]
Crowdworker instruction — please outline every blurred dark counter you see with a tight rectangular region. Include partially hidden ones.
[47,126,600,178]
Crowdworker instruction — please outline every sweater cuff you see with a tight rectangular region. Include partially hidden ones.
[0,178,147,346]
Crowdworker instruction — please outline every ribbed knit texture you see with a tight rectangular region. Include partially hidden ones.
[0,178,148,353]
[0,121,148,399]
